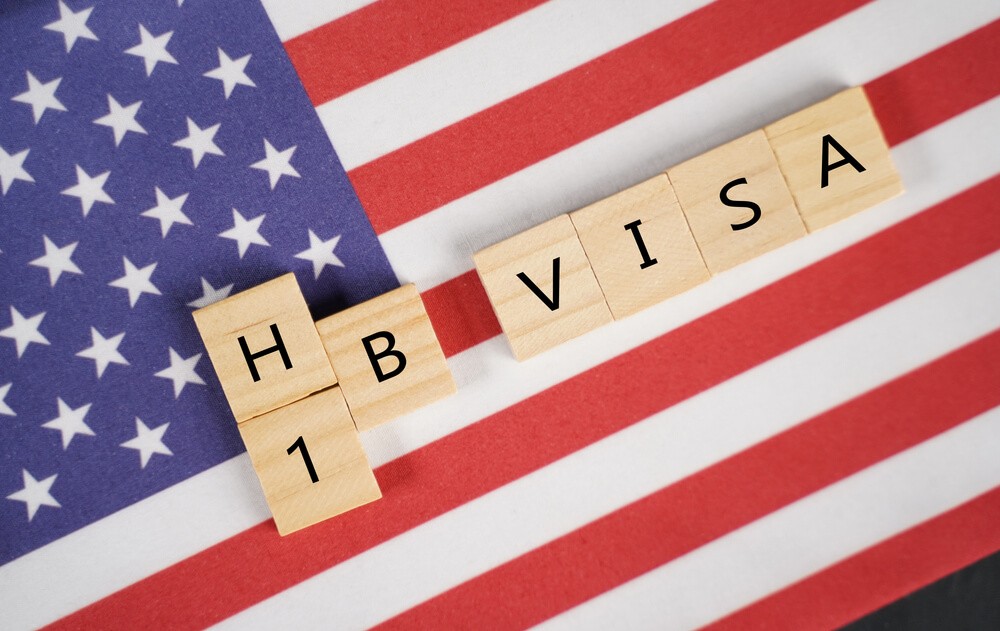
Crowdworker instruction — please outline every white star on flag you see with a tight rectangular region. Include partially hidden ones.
[187,277,234,308]
[41,398,95,449]
[125,25,178,76]
[173,117,224,168]
[11,71,66,124]
[204,48,256,98]
[44,1,98,52]
[94,95,147,146]
[109,257,161,307]
[0,306,50,358]
[61,164,113,216]
[0,383,14,416]
[6,470,60,521]
[155,348,206,398]
[76,327,129,378]
[121,418,172,468]
[0,145,34,195]
[295,229,344,279]
[250,139,300,189]
[141,187,192,237]
[29,235,82,286]
[219,208,268,258]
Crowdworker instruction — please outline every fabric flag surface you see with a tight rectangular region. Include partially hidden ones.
[1,0,999,629]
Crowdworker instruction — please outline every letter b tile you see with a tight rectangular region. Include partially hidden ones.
[473,214,613,361]
[315,284,455,432]
[193,273,336,423]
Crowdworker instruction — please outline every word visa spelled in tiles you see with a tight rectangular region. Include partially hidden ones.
[194,275,455,535]
[474,86,903,360]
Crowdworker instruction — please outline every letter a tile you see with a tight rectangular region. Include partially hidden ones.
[239,386,381,535]
[315,284,456,432]
[193,273,336,423]
[668,130,806,274]
[765,86,903,231]
[473,214,613,361]
[570,174,709,319]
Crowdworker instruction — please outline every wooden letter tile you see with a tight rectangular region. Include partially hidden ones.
[667,129,806,274]
[315,284,456,432]
[238,386,381,535]
[192,273,336,422]
[570,174,709,319]
[764,86,903,231]
[473,215,612,361]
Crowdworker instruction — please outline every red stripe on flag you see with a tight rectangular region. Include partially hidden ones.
[868,19,1000,147]
[418,21,1000,360]
[284,0,546,105]
[422,270,499,357]
[707,486,1000,630]
[50,172,1000,630]
[378,330,1000,629]
[348,0,871,234]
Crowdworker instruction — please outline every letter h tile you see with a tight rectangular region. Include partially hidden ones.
[193,273,380,535]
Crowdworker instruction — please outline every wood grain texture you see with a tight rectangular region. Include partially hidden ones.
[570,174,710,319]
[765,86,903,231]
[473,214,612,361]
[668,129,807,274]
[238,386,381,536]
[315,284,456,432]
[192,273,336,423]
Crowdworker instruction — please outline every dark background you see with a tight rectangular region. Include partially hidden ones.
[844,549,1000,630]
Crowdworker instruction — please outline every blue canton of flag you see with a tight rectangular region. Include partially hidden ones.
[0,0,397,564]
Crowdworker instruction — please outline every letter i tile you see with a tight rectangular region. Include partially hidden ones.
[570,174,709,319]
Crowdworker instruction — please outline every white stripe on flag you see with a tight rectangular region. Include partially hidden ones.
[537,406,1000,630]
[379,0,1000,290]
[217,250,1000,630]
[317,0,714,170]
[2,96,997,631]
[261,0,378,42]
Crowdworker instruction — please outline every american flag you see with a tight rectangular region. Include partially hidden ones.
[2,0,999,628]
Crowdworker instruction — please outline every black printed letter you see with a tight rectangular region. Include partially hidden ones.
[623,220,658,269]
[720,178,762,231]
[362,331,407,383]
[517,257,560,311]
[238,323,292,382]
[820,134,866,188]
